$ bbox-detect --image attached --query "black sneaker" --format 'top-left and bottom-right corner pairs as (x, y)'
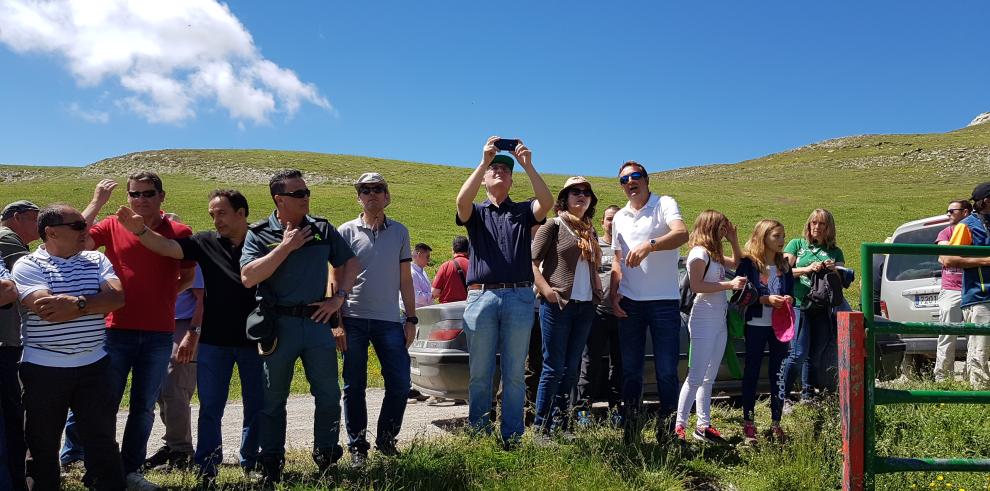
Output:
(349, 451), (368, 470)
(143, 445), (172, 470)
(259, 456), (283, 484)
(313, 447), (342, 474)
(377, 441), (400, 457)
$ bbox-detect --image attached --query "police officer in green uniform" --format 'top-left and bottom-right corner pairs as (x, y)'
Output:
(241, 169), (360, 482)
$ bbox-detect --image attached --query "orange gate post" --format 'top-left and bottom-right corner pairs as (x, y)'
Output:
(838, 311), (865, 491)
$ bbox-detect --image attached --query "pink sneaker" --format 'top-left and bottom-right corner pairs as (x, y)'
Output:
(769, 424), (788, 443)
(742, 421), (758, 445)
(692, 425), (727, 445)
(674, 424), (687, 442)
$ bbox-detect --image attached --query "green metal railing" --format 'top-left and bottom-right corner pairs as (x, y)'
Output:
(859, 242), (990, 488)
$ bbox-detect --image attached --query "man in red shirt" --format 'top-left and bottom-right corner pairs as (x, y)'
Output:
(432, 236), (470, 304)
(63, 172), (195, 488)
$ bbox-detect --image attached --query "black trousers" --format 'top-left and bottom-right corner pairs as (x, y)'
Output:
(0, 346), (25, 491)
(573, 311), (623, 411)
(20, 357), (124, 491)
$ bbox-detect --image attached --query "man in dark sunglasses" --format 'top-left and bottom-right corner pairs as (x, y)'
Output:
(69, 171), (195, 488)
(240, 169), (360, 482)
(933, 198), (972, 382)
(454, 136), (553, 448)
(336, 172), (416, 465)
(610, 160), (689, 445)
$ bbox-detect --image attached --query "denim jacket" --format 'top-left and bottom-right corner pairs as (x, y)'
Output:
(734, 257), (795, 323)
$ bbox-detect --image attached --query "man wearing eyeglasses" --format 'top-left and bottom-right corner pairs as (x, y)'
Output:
(940, 182), (990, 389)
(335, 172), (416, 467)
(933, 199), (972, 381)
(610, 160), (688, 445)
(240, 169), (360, 482)
(11, 204), (124, 491)
(65, 171), (195, 489)
(455, 136), (553, 448)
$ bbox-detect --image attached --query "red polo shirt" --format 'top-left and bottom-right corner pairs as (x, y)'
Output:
(432, 253), (470, 303)
(90, 215), (194, 332)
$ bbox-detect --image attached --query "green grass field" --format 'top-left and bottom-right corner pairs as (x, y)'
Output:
(7, 122), (990, 489)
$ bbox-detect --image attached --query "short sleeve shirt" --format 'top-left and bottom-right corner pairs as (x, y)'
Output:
(936, 225), (963, 291)
(89, 215), (194, 332)
(12, 248), (117, 368)
(686, 246), (727, 314)
(177, 232), (258, 347)
(612, 194), (683, 301)
(241, 212), (355, 307)
(338, 216), (412, 322)
(456, 198), (540, 285)
(784, 238), (845, 303)
(174, 264), (205, 320)
(0, 227), (29, 347)
(947, 214), (990, 307)
(433, 254), (469, 303)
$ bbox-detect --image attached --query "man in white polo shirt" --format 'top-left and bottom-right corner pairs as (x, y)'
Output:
(12, 204), (126, 490)
(609, 161), (688, 444)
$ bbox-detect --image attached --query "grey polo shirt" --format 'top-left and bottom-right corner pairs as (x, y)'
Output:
(0, 227), (29, 347)
(338, 215), (412, 323)
(241, 212), (355, 307)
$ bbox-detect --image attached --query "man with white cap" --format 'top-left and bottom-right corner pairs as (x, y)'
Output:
(336, 172), (416, 467)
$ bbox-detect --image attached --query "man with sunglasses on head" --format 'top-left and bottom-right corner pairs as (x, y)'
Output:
(240, 169), (360, 482)
(455, 136), (553, 448)
(12, 204), (125, 491)
(336, 172), (416, 467)
(610, 161), (689, 445)
(933, 199), (972, 381)
(68, 172), (195, 490)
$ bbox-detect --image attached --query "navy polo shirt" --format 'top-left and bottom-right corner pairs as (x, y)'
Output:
(456, 198), (542, 285)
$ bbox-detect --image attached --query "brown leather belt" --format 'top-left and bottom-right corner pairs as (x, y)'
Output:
(468, 281), (533, 291)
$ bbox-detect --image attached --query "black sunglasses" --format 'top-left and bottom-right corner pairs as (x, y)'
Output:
(128, 190), (159, 199)
(275, 189), (311, 199)
(50, 220), (87, 231)
(569, 188), (594, 197)
(359, 186), (386, 195)
(947, 208), (966, 214)
(619, 172), (645, 185)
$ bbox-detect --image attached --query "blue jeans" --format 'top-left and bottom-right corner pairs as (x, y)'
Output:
(534, 300), (595, 431)
(742, 324), (789, 422)
(63, 329), (173, 474)
(463, 287), (535, 443)
(194, 343), (264, 478)
(0, 401), (11, 491)
(617, 298), (681, 418)
(259, 316), (342, 462)
(342, 317), (411, 453)
(778, 308), (834, 401)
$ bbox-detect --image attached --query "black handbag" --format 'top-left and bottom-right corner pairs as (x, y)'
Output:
(245, 300), (278, 355)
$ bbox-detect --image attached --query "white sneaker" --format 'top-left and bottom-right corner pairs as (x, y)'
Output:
(126, 471), (162, 491)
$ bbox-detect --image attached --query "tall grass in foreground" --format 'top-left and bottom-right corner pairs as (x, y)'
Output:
(62, 378), (990, 490)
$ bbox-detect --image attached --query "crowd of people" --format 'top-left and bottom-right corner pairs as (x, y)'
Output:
(0, 136), (988, 490)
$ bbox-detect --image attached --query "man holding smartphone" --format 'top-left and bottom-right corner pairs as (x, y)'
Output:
(455, 136), (553, 447)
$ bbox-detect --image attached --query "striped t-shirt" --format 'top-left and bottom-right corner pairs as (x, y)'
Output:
(11, 247), (118, 368)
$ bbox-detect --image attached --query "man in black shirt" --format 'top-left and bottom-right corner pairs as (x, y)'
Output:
(115, 189), (261, 483)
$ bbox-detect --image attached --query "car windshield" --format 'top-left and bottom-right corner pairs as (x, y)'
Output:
(885, 225), (947, 281)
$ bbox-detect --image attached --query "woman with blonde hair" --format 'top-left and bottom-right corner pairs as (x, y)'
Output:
(531, 177), (602, 435)
(674, 210), (746, 444)
(735, 220), (794, 444)
(778, 208), (845, 406)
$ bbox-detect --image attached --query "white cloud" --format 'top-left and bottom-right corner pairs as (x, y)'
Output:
(67, 102), (109, 123)
(0, 0), (331, 124)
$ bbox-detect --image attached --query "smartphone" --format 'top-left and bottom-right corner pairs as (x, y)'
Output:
(494, 139), (519, 152)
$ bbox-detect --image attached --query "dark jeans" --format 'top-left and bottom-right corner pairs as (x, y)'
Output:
(617, 298), (681, 418)
(742, 324), (789, 422)
(194, 343), (264, 478)
(778, 308), (836, 401)
(573, 311), (622, 411)
(341, 317), (411, 453)
(62, 330), (174, 474)
(0, 346), (25, 490)
(21, 358), (125, 491)
(534, 300), (595, 431)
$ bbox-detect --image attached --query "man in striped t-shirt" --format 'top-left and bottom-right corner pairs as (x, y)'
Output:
(11, 204), (126, 491)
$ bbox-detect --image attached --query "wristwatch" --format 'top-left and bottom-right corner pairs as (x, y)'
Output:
(405, 316), (419, 325)
(334, 289), (349, 299)
(190, 326), (202, 335)
(75, 295), (87, 311)
(649, 238), (658, 249)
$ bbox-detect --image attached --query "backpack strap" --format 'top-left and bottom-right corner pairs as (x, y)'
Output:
(453, 258), (467, 288)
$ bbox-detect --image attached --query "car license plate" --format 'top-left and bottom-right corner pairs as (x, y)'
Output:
(914, 293), (938, 308)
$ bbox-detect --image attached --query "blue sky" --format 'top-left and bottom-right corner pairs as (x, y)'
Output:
(0, 1), (987, 175)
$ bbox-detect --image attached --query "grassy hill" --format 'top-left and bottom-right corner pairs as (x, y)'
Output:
(3, 122), (988, 307)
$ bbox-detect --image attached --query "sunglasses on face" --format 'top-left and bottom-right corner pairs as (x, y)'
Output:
(50, 220), (87, 231)
(569, 188), (593, 197)
(275, 189), (311, 199)
(619, 172), (645, 185)
(359, 186), (386, 195)
(127, 190), (159, 199)
(947, 208), (966, 214)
